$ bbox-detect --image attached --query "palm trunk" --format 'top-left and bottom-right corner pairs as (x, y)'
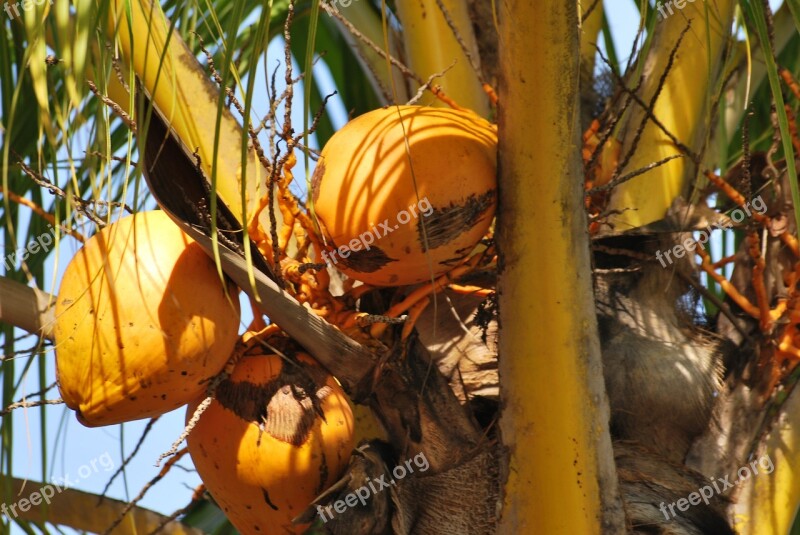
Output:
(496, 0), (623, 532)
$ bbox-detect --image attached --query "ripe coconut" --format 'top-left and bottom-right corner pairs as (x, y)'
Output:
(312, 105), (497, 286)
(186, 352), (354, 534)
(54, 211), (240, 426)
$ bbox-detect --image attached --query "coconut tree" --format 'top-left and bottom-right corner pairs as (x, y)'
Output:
(2, 0), (800, 533)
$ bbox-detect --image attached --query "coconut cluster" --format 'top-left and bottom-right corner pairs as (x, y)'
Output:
(53, 104), (497, 533)
(53, 212), (355, 533)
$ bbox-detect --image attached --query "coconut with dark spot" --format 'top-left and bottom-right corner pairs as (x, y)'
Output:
(54, 211), (240, 427)
(312, 105), (497, 286)
(186, 352), (354, 534)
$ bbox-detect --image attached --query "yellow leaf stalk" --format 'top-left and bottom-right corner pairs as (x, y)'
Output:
(107, 0), (272, 231)
(732, 388), (800, 535)
(604, 0), (735, 231)
(394, 0), (489, 116)
(1, 475), (204, 535)
(497, 0), (623, 533)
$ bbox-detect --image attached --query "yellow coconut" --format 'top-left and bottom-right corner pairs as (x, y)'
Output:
(186, 352), (354, 534)
(54, 211), (240, 426)
(312, 105), (497, 286)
